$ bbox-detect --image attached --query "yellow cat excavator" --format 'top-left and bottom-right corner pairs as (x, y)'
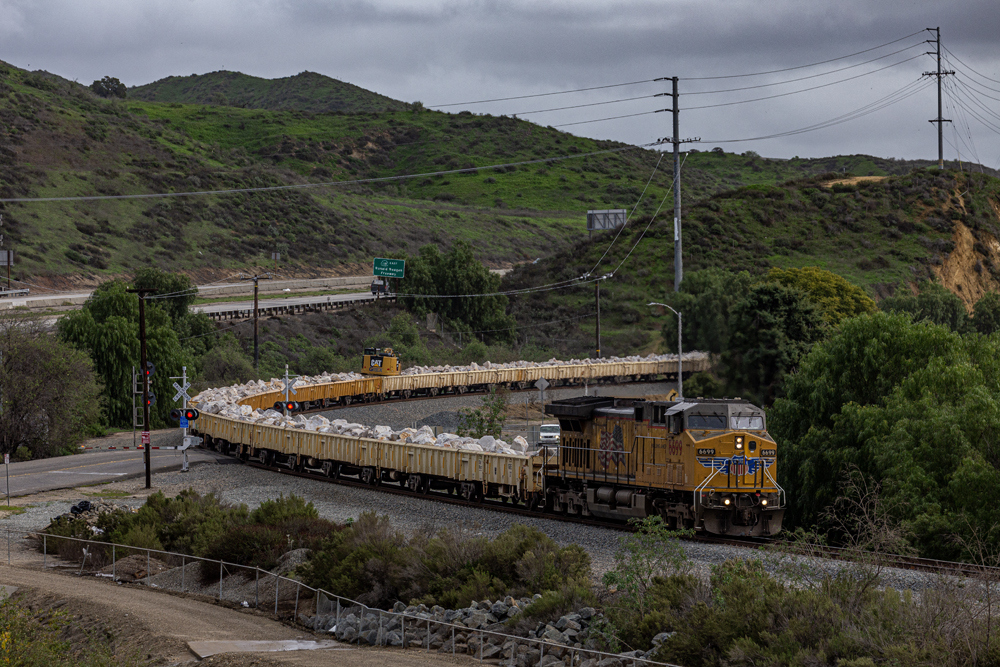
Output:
(361, 347), (400, 376)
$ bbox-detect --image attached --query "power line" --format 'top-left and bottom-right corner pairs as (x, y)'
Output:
(513, 94), (657, 117)
(0, 143), (653, 204)
(681, 30), (928, 80)
(699, 78), (932, 143)
(554, 110), (659, 128)
(942, 45), (1000, 85)
(429, 79), (658, 108)
(684, 41), (925, 95)
(683, 53), (926, 111)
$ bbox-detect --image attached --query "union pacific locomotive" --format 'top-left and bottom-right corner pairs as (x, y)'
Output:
(543, 396), (784, 536)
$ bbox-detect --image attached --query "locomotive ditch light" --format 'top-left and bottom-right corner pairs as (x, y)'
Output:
(724, 498), (731, 505)
(762, 499), (768, 506)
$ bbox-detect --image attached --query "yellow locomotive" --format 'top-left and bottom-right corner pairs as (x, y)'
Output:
(543, 396), (784, 536)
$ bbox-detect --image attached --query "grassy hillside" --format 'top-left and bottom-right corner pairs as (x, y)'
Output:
(1, 59), (995, 296)
(502, 169), (1000, 357)
(129, 70), (408, 114)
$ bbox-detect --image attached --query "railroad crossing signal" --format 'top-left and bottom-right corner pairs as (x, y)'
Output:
(143, 361), (155, 378)
(170, 408), (200, 424)
(274, 401), (302, 413)
(283, 376), (298, 395)
(172, 380), (191, 403)
(144, 391), (156, 407)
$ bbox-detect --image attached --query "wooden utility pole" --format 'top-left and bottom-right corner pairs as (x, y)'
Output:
(595, 281), (601, 359)
(240, 272), (272, 369)
(924, 27), (954, 169)
(127, 288), (154, 488)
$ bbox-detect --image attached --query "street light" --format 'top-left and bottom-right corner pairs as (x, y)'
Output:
(648, 302), (682, 399)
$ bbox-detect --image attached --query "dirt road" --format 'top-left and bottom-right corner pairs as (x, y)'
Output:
(0, 564), (472, 666)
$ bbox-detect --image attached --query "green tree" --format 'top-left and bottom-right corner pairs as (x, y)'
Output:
(972, 290), (1000, 335)
(58, 280), (191, 428)
(0, 314), (102, 459)
(766, 266), (876, 325)
(770, 311), (1000, 559)
(722, 283), (826, 404)
(879, 281), (970, 332)
(659, 269), (753, 354)
(457, 385), (510, 438)
(401, 242), (515, 344)
(89, 76), (127, 99)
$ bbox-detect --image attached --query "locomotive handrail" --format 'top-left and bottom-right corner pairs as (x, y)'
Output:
(764, 467), (786, 508)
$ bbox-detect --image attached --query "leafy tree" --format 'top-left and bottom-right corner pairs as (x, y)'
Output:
(58, 280), (192, 428)
(879, 281), (970, 332)
(0, 314), (102, 459)
(457, 385), (510, 438)
(722, 283), (826, 404)
(89, 76), (127, 99)
(401, 242), (515, 344)
(766, 266), (876, 325)
(972, 290), (1000, 335)
(132, 267), (195, 324)
(658, 268), (753, 354)
(770, 311), (1000, 559)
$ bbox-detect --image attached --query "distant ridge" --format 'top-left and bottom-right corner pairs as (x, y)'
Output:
(130, 70), (408, 114)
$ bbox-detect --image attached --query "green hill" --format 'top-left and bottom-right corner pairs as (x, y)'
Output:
(502, 169), (1000, 357)
(129, 70), (408, 114)
(1, 58), (996, 304)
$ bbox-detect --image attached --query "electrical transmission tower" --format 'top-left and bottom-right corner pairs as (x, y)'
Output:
(924, 27), (954, 169)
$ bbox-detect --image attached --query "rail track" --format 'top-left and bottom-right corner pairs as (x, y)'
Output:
(238, 456), (999, 581)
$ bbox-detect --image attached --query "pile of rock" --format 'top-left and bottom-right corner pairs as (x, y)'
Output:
(401, 352), (697, 375)
(305, 599), (661, 666)
(50, 499), (132, 533)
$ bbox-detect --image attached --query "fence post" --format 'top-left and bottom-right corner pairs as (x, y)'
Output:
(379, 612), (382, 646)
(314, 591), (320, 631)
(427, 619), (430, 652)
(147, 550), (150, 587)
(6, 527), (8, 566)
(402, 615), (405, 647)
(294, 583), (300, 620)
(275, 575), (280, 616)
(540, 640), (543, 665)
(452, 625), (455, 656)
(255, 568), (259, 609)
(336, 599), (340, 635)
(181, 556), (184, 592)
(112, 545), (116, 580)
(219, 561), (223, 600)
(43, 535), (46, 568)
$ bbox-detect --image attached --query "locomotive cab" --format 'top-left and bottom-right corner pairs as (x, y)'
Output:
(544, 396), (785, 536)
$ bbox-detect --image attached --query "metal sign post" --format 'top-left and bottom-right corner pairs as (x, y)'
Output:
(4, 452), (8, 507)
(282, 365), (299, 417)
(171, 367), (193, 472)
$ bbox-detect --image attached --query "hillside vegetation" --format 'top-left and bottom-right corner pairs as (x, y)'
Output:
(503, 169), (1000, 357)
(130, 70), (408, 114)
(0, 59), (978, 286)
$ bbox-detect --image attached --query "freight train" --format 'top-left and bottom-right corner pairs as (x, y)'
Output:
(188, 355), (783, 535)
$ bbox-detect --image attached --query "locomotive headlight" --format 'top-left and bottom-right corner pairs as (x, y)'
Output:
(735, 436), (744, 450)
(724, 498), (731, 505)
(762, 499), (768, 506)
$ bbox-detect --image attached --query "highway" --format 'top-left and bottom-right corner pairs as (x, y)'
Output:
(193, 289), (392, 316)
(0, 448), (227, 498)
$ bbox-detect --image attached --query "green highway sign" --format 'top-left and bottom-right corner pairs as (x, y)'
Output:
(373, 257), (405, 278)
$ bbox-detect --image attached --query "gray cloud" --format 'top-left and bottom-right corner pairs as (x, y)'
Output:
(0, 0), (997, 163)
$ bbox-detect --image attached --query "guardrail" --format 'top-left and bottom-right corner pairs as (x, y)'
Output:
(12, 529), (679, 667)
(202, 295), (396, 321)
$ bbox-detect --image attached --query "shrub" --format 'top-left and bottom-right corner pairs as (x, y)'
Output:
(250, 494), (319, 526)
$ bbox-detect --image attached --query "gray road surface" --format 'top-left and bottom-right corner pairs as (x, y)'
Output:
(0, 448), (226, 498)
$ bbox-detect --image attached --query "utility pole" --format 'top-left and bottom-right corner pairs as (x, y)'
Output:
(924, 27), (954, 169)
(240, 272), (272, 369)
(127, 288), (154, 489)
(595, 281), (601, 359)
(655, 77), (699, 291)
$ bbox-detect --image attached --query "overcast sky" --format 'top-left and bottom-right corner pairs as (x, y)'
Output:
(2, 0), (999, 165)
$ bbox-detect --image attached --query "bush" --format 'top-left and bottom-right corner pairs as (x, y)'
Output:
(250, 494), (319, 526)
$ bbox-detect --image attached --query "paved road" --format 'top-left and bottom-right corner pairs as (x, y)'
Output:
(0, 448), (226, 498)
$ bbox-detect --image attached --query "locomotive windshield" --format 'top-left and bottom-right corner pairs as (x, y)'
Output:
(687, 414), (727, 429)
(731, 415), (764, 430)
